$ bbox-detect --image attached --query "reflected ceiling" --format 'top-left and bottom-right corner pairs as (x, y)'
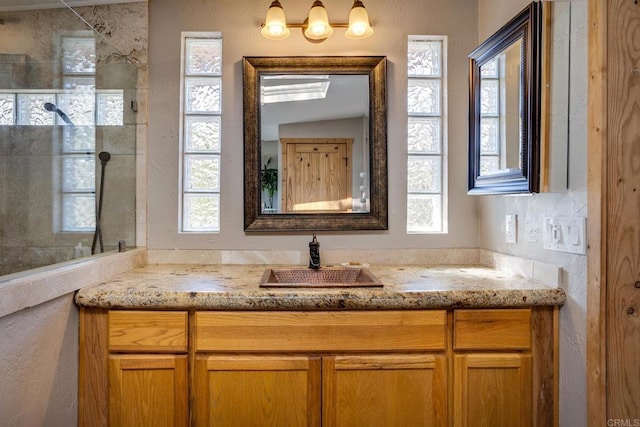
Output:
(0, 0), (143, 12)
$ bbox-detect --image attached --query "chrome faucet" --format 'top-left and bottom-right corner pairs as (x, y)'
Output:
(309, 233), (320, 269)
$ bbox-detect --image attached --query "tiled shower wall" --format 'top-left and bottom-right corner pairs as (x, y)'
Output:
(0, 3), (147, 276)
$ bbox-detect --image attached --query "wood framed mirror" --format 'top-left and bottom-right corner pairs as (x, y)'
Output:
(468, 2), (543, 194)
(243, 56), (388, 231)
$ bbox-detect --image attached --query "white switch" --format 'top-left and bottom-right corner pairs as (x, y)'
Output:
(505, 214), (517, 244)
(543, 216), (586, 255)
(552, 224), (562, 243)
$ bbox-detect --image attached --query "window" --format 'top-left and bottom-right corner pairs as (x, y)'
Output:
(406, 36), (447, 233)
(60, 35), (97, 232)
(179, 33), (222, 232)
(478, 43), (522, 177)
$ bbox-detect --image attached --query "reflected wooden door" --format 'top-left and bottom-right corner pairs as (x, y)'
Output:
(281, 138), (353, 213)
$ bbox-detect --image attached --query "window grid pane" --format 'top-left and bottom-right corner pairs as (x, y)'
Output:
(62, 37), (96, 74)
(185, 116), (221, 152)
(408, 117), (441, 154)
(186, 39), (222, 75)
(97, 92), (124, 125)
(185, 77), (221, 114)
(62, 155), (96, 191)
(183, 194), (220, 232)
(407, 156), (441, 193)
(0, 94), (15, 125)
(408, 40), (441, 77)
(407, 80), (441, 115)
(63, 194), (96, 231)
(17, 93), (56, 125)
(480, 78), (499, 116)
(407, 37), (446, 233)
(185, 155), (220, 191)
(181, 34), (222, 232)
(407, 194), (442, 233)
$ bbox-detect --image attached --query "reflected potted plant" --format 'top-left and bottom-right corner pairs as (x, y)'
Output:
(261, 157), (278, 211)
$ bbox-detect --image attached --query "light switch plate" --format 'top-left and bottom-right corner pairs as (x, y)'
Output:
(543, 216), (587, 255)
(505, 214), (517, 244)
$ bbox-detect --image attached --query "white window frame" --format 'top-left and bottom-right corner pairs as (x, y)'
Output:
(179, 32), (222, 233)
(406, 35), (448, 234)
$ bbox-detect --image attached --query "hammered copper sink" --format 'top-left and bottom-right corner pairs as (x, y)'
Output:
(259, 267), (383, 288)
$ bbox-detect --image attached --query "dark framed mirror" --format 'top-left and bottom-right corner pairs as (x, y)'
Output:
(243, 56), (388, 231)
(468, 2), (542, 194)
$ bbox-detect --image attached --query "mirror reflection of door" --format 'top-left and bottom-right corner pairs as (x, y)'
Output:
(281, 138), (353, 212)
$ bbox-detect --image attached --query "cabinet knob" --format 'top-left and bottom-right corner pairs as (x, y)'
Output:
(635, 281), (640, 289)
(627, 307), (636, 315)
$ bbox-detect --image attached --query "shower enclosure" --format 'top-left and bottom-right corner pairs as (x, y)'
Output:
(0, 2), (144, 276)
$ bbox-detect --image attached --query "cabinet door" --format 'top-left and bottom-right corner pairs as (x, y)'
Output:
(323, 354), (447, 427)
(109, 354), (188, 427)
(453, 353), (531, 427)
(194, 355), (321, 427)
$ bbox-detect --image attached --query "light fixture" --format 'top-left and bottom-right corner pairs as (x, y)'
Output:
(261, 0), (291, 40)
(345, 0), (373, 39)
(304, 1), (333, 41)
(261, 0), (373, 43)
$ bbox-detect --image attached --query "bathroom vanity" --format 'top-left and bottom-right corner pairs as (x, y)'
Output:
(76, 264), (564, 427)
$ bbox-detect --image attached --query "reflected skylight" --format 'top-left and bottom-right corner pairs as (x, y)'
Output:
(261, 75), (330, 104)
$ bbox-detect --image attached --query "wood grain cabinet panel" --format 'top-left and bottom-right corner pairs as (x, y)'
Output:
(323, 354), (448, 427)
(454, 353), (532, 427)
(195, 310), (447, 352)
(454, 309), (531, 350)
(193, 355), (321, 427)
(108, 310), (188, 353)
(109, 354), (188, 427)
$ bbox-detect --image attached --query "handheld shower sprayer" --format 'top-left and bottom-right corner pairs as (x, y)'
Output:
(91, 151), (111, 255)
(43, 102), (75, 126)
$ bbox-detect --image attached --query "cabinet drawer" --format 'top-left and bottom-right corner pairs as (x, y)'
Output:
(108, 310), (188, 353)
(454, 309), (531, 350)
(195, 310), (447, 352)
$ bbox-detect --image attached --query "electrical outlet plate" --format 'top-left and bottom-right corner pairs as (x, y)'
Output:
(505, 214), (517, 244)
(543, 216), (587, 255)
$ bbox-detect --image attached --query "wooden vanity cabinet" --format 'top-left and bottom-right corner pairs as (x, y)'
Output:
(79, 309), (189, 427)
(452, 308), (556, 427)
(79, 307), (557, 427)
(193, 310), (448, 427)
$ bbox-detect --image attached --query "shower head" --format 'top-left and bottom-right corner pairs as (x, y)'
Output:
(43, 102), (74, 126)
(98, 151), (111, 164)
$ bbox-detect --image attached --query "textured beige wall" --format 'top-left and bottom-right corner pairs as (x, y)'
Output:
(476, 1), (588, 425)
(0, 295), (78, 426)
(147, 0), (479, 251)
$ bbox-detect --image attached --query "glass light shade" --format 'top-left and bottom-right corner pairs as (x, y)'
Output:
(304, 0), (333, 40)
(261, 0), (291, 40)
(345, 0), (373, 39)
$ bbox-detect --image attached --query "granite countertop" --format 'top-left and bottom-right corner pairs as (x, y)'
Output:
(74, 264), (566, 310)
